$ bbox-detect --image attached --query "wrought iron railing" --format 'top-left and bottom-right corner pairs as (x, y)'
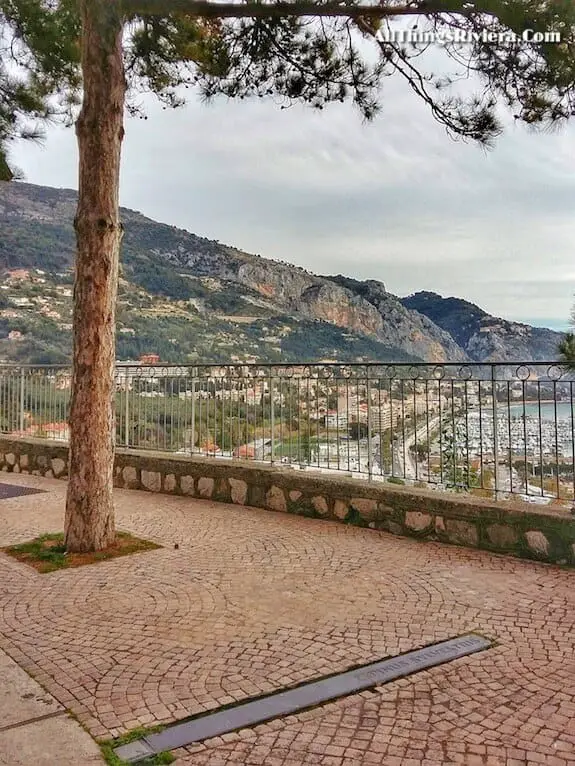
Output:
(0, 361), (573, 504)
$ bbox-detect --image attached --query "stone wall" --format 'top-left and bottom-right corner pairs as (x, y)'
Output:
(1, 436), (574, 566)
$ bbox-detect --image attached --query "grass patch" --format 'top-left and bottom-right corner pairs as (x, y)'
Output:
(3, 531), (161, 573)
(99, 726), (174, 766)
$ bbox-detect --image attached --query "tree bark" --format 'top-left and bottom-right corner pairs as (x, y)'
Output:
(65, 0), (126, 553)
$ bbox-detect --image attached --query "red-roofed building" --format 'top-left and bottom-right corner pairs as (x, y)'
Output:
(140, 353), (160, 365)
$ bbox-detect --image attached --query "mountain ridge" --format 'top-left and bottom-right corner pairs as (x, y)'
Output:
(0, 181), (563, 365)
(401, 291), (561, 363)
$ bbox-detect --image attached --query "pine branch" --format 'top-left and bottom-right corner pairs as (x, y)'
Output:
(124, 0), (473, 21)
(558, 332), (575, 371)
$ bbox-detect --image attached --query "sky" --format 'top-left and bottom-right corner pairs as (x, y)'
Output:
(10, 53), (575, 331)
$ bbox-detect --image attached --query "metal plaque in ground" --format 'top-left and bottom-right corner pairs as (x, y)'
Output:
(115, 633), (492, 763)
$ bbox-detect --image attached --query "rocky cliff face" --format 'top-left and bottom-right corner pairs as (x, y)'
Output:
(151, 239), (465, 361)
(327, 277), (467, 362)
(402, 292), (561, 362)
(465, 321), (560, 362)
(234, 265), (387, 340)
(153, 251), (468, 361)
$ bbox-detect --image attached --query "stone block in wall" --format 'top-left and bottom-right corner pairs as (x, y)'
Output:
(5, 453), (15, 466)
(435, 516), (446, 533)
(141, 470), (161, 492)
(229, 478), (248, 505)
(51, 458), (67, 478)
(334, 500), (349, 520)
(164, 474), (177, 492)
(350, 498), (378, 521)
(181, 476), (195, 496)
(405, 511), (433, 532)
(19, 455), (28, 469)
(312, 496), (329, 516)
(12, 464), (19, 474)
(289, 490), (302, 502)
(486, 523), (518, 549)
(445, 519), (478, 547)
(197, 477), (214, 499)
(525, 530), (549, 557)
(266, 485), (287, 512)
(122, 466), (140, 490)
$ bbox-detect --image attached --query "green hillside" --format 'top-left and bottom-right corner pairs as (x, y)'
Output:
(0, 183), (417, 365)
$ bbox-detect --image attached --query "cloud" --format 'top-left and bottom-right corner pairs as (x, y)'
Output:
(10, 62), (575, 327)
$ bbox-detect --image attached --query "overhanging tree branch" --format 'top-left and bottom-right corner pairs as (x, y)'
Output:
(124, 0), (474, 21)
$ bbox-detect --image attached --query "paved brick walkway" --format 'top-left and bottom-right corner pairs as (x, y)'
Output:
(0, 647), (104, 765)
(0, 474), (574, 766)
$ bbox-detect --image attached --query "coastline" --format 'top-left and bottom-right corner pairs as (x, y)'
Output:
(509, 399), (571, 407)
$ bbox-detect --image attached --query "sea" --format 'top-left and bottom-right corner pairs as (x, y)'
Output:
(509, 402), (574, 422)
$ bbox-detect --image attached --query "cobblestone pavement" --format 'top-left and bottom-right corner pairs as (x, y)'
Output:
(0, 474), (574, 766)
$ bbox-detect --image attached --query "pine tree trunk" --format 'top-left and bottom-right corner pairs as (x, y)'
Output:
(64, 0), (126, 553)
